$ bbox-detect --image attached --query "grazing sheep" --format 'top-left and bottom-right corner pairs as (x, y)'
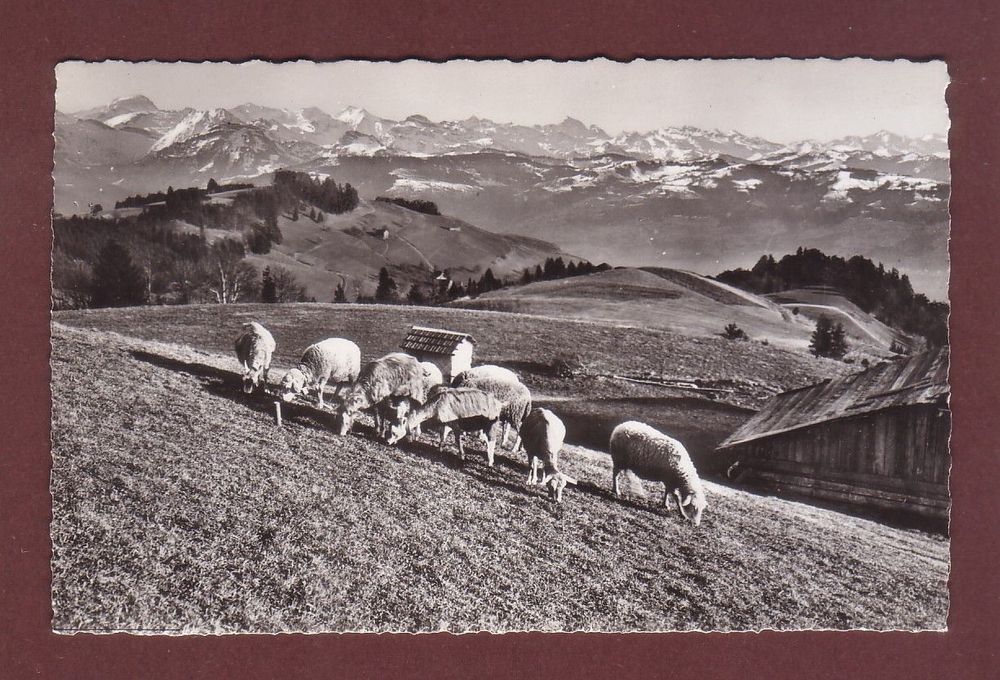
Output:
(521, 408), (577, 502)
(234, 322), (276, 394)
(278, 338), (361, 408)
(452, 365), (532, 451)
(419, 361), (444, 392)
(336, 352), (426, 436)
(386, 387), (503, 465)
(609, 421), (708, 526)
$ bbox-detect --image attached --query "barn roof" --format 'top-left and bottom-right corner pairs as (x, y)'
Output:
(400, 325), (476, 355)
(718, 347), (949, 449)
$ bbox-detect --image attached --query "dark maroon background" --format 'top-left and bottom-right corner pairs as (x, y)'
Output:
(2, 1), (998, 677)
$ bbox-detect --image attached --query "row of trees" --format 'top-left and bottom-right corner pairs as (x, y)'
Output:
(336, 256), (610, 307)
(71, 238), (314, 310)
(717, 248), (948, 346)
(273, 170), (359, 215)
(374, 196), (441, 215)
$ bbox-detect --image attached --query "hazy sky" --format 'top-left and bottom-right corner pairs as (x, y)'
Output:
(56, 59), (949, 143)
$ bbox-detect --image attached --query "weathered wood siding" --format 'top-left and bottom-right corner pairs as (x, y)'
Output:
(731, 404), (950, 518)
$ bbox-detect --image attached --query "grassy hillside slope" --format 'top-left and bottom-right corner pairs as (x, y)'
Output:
(453, 267), (827, 350)
(243, 199), (565, 301)
(51, 323), (948, 632)
(53, 303), (853, 404)
(766, 287), (913, 349)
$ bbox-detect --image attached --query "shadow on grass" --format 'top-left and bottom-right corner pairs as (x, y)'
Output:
(129, 349), (341, 430)
(128, 348), (570, 505)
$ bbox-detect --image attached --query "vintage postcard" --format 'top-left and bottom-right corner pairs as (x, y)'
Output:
(50, 58), (950, 634)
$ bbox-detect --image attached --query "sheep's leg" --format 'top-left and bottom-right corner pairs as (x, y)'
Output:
(485, 431), (495, 467)
(612, 466), (623, 496)
(454, 427), (465, 461)
(316, 378), (329, 408)
(438, 427), (447, 453)
(673, 489), (691, 520)
(526, 457), (536, 484)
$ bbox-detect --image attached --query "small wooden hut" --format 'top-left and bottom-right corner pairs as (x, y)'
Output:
(717, 348), (950, 520)
(400, 326), (475, 382)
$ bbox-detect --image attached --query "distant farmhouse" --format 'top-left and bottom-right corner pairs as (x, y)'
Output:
(400, 326), (475, 382)
(718, 348), (950, 521)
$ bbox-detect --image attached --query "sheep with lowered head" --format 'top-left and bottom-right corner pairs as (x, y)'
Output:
(278, 338), (361, 408)
(386, 386), (504, 465)
(452, 365), (531, 451)
(609, 421), (708, 526)
(372, 365), (446, 440)
(234, 322), (276, 394)
(336, 352), (426, 436)
(521, 407), (577, 502)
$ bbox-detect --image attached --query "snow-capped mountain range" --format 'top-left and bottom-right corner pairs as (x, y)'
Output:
(53, 95), (951, 298)
(60, 95), (949, 169)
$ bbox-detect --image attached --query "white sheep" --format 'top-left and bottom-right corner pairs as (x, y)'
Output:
(419, 361), (444, 392)
(278, 338), (361, 408)
(386, 386), (504, 465)
(336, 352), (426, 436)
(369, 365), (446, 441)
(521, 408), (577, 502)
(234, 322), (276, 394)
(609, 421), (708, 526)
(452, 365), (532, 451)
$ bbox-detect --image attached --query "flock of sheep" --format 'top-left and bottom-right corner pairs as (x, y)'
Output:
(236, 321), (708, 525)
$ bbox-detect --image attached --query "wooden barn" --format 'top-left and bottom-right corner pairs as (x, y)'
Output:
(399, 326), (475, 382)
(717, 348), (950, 520)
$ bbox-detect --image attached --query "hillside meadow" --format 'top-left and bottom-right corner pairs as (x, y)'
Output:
(54, 302), (852, 402)
(49, 306), (948, 632)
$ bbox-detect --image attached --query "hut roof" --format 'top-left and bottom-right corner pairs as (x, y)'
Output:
(718, 347), (949, 449)
(400, 326), (476, 356)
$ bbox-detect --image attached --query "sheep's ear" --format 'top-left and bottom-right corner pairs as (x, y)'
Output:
(682, 493), (693, 506)
(540, 473), (553, 486)
(563, 475), (578, 486)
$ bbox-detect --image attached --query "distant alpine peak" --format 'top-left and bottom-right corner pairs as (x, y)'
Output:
(108, 94), (158, 112)
(335, 106), (369, 125)
(149, 107), (240, 153)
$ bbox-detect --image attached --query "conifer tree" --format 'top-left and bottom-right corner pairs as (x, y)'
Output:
(375, 267), (398, 303)
(261, 266), (277, 303)
(89, 239), (147, 308)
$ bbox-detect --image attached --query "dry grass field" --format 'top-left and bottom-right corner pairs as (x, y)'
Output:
(54, 302), (853, 403)
(49, 305), (948, 633)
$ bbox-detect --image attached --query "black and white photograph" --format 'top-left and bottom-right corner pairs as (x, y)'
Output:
(50, 58), (950, 634)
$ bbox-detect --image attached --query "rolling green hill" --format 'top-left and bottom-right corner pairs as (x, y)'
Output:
(453, 267), (834, 351)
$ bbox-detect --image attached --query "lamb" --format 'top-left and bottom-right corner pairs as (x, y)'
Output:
(278, 338), (361, 408)
(385, 386), (504, 465)
(451, 365), (532, 451)
(234, 322), (276, 394)
(521, 408), (577, 502)
(335, 352), (426, 436)
(609, 421), (708, 526)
